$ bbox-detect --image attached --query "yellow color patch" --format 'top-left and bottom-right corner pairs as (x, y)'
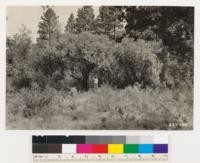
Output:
(108, 144), (123, 154)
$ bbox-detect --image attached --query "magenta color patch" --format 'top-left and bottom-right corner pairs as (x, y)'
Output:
(77, 144), (93, 153)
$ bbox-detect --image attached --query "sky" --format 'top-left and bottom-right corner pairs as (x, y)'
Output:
(7, 6), (99, 42)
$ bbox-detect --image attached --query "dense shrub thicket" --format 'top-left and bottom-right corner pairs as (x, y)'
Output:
(6, 6), (193, 129)
(7, 31), (192, 91)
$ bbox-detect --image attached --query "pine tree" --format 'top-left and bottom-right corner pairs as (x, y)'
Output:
(75, 6), (95, 33)
(124, 6), (194, 62)
(95, 6), (124, 40)
(65, 13), (76, 33)
(37, 7), (60, 47)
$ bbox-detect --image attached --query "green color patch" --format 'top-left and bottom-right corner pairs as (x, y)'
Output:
(124, 144), (138, 153)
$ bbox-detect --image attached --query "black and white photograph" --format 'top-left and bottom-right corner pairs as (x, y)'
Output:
(6, 6), (194, 130)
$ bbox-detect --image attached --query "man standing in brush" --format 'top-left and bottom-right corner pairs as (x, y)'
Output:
(94, 76), (99, 89)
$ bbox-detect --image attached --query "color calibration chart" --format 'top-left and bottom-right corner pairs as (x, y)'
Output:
(32, 135), (169, 163)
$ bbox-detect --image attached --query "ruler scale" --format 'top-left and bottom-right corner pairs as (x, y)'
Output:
(32, 135), (168, 163)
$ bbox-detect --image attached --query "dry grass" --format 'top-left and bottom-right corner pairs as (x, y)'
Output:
(6, 85), (193, 130)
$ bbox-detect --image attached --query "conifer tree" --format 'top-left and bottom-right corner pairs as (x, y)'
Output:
(65, 13), (76, 33)
(95, 6), (124, 40)
(37, 7), (60, 47)
(75, 6), (95, 33)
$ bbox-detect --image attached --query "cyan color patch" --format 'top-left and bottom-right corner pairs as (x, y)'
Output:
(138, 144), (153, 153)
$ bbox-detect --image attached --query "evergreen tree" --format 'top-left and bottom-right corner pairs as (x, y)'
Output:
(65, 13), (76, 33)
(124, 6), (194, 62)
(124, 6), (194, 87)
(95, 6), (124, 41)
(37, 7), (60, 47)
(75, 6), (95, 33)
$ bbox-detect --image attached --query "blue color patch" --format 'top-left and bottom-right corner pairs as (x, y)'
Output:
(138, 144), (153, 153)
